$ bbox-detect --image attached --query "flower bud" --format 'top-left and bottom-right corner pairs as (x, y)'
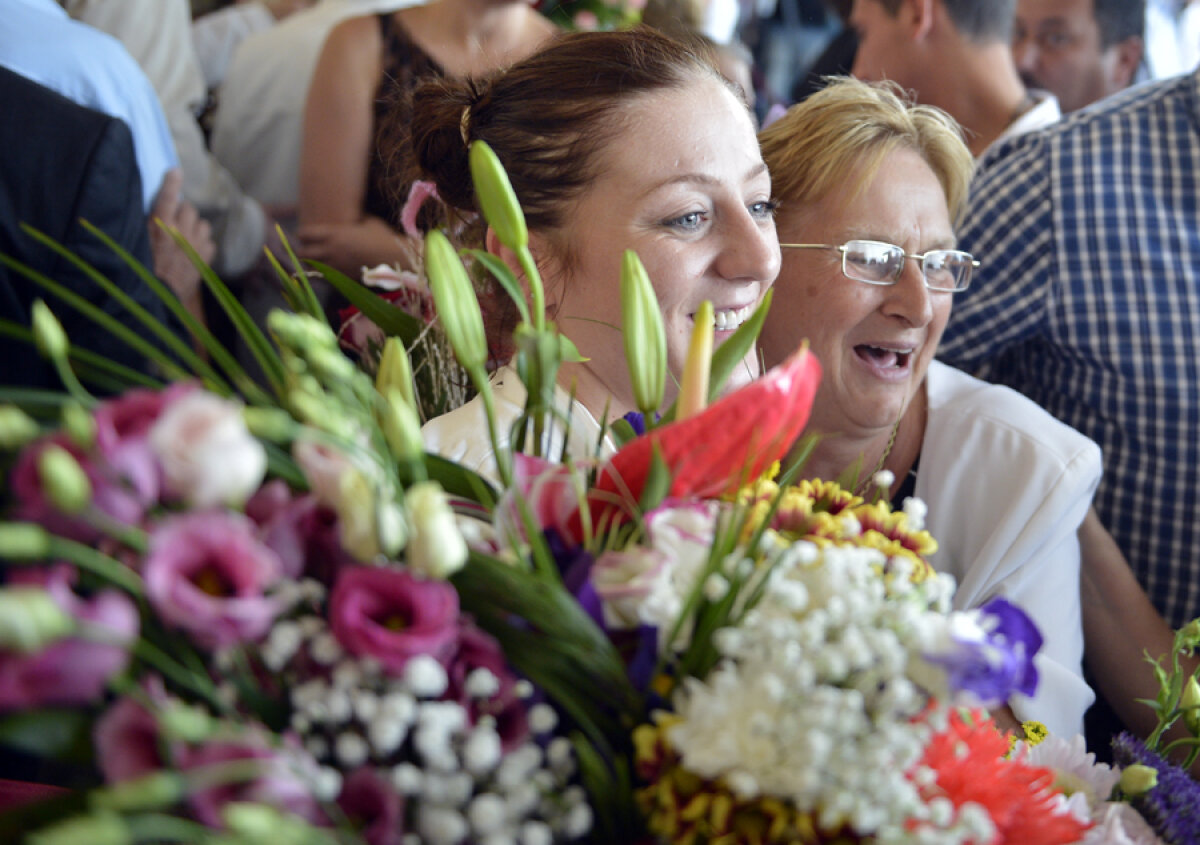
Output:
(677, 300), (713, 421)
(469, 140), (528, 252)
(1182, 676), (1200, 736)
(377, 500), (409, 559)
(1179, 617), (1200, 651)
(268, 310), (337, 353)
(158, 700), (215, 743)
(0, 521), (52, 559)
(90, 771), (183, 812)
(0, 586), (74, 653)
(338, 469), (380, 562)
(426, 229), (487, 372)
(62, 401), (96, 450)
(243, 406), (296, 443)
(376, 337), (416, 408)
(0, 405), (40, 449)
(26, 811), (131, 845)
(31, 299), (68, 361)
(381, 389), (423, 464)
(1119, 763), (1158, 796)
(308, 345), (357, 384)
(405, 481), (467, 579)
(620, 249), (666, 417)
(38, 444), (92, 514)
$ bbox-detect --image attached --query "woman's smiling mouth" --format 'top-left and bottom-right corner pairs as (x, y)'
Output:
(855, 344), (914, 370)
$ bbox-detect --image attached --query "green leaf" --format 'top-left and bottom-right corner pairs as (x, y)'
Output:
(270, 227), (326, 319)
(307, 259), (425, 345)
(558, 333), (587, 363)
(0, 709), (92, 762)
(637, 445), (671, 512)
(463, 248), (530, 325)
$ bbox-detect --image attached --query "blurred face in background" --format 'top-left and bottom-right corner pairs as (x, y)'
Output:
(1012, 0), (1143, 112)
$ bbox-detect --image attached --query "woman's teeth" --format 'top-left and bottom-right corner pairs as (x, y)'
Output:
(857, 345), (913, 368)
(712, 304), (753, 331)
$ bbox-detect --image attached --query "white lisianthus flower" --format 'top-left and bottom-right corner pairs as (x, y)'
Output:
(149, 390), (266, 508)
(406, 481), (468, 578)
(590, 548), (667, 630)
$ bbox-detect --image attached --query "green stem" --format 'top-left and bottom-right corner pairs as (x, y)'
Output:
(517, 247), (544, 332)
(51, 354), (95, 409)
(45, 536), (144, 595)
(475, 367), (512, 488)
(125, 814), (214, 843)
(131, 639), (224, 712)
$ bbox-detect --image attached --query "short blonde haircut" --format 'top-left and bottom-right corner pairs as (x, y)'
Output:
(759, 77), (975, 223)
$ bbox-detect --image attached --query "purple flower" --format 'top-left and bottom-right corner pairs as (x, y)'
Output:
(925, 597), (1042, 704)
(93, 678), (171, 783)
(446, 622), (529, 750)
(143, 512), (284, 650)
(180, 733), (325, 829)
(329, 566), (460, 674)
(1112, 732), (1200, 844)
(0, 566), (138, 710)
(337, 767), (405, 845)
(93, 384), (195, 506)
(11, 435), (146, 542)
(245, 481), (352, 584)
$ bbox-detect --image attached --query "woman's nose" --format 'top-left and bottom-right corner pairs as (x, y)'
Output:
(716, 209), (781, 285)
(882, 258), (935, 327)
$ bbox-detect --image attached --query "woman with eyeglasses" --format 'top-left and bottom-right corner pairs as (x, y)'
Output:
(758, 77), (1101, 738)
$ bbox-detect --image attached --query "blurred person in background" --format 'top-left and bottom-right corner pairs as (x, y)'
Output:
(1012, 0), (1144, 113)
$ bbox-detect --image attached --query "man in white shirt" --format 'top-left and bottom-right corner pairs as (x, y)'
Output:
(848, 0), (1061, 157)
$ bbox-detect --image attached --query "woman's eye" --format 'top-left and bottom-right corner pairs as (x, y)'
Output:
(749, 200), (778, 218)
(664, 211), (707, 230)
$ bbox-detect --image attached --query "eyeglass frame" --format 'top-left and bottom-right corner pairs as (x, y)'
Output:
(779, 239), (980, 293)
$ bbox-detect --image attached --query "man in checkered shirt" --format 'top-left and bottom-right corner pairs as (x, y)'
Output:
(939, 66), (1200, 632)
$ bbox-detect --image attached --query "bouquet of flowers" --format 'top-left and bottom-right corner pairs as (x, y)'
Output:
(0, 142), (1198, 845)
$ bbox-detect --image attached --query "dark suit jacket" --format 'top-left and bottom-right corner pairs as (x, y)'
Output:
(0, 64), (176, 389)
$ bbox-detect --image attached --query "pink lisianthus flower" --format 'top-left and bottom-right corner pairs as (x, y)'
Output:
(590, 547), (668, 630)
(180, 733), (325, 829)
(143, 512), (284, 650)
(149, 390), (267, 509)
(446, 622), (529, 751)
(0, 566), (138, 710)
(329, 566), (460, 674)
(11, 435), (146, 542)
(337, 767), (405, 845)
(93, 383), (196, 507)
(494, 453), (585, 545)
(93, 677), (172, 783)
(245, 480), (352, 584)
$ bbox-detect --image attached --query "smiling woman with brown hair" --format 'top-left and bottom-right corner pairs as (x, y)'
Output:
(411, 28), (781, 476)
(759, 77), (1101, 737)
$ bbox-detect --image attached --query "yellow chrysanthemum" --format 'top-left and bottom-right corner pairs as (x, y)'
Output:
(634, 716), (863, 844)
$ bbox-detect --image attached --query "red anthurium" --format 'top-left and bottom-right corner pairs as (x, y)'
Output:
(586, 346), (821, 535)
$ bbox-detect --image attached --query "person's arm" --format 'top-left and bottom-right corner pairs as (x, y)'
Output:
(1079, 507), (1200, 766)
(296, 15), (408, 276)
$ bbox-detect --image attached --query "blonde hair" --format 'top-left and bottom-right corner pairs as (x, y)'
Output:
(759, 77), (974, 223)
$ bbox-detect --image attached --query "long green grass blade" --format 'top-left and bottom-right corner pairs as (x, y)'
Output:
(0, 320), (164, 390)
(306, 259), (424, 344)
(463, 249), (530, 324)
(164, 230), (287, 399)
(0, 253), (191, 383)
(17, 224), (222, 391)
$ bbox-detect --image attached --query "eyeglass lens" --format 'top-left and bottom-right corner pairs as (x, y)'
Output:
(842, 240), (972, 291)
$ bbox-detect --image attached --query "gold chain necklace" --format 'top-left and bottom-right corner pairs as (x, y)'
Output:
(857, 418), (901, 498)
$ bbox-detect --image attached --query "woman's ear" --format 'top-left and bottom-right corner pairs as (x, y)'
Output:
(484, 226), (563, 313)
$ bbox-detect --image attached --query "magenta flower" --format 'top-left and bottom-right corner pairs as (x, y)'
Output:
(93, 383), (195, 507)
(446, 622), (529, 751)
(337, 767), (405, 845)
(10, 435), (145, 542)
(93, 678), (171, 783)
(0, 566), (138, 710)
(245, 480), (352, 584)
(329, 566), (460, 674)
(180, 733), (325, 829)
(143, 512), (284, 650)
